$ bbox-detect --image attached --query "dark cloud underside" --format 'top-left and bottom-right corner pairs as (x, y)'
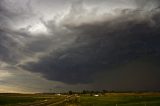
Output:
(22, 7), (160, 88)
(0, 0), (160, 91)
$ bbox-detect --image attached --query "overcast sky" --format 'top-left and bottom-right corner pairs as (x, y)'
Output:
(0, 0), (160, 93)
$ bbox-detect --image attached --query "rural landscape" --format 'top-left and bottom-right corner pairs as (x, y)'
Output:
(0, 0), (160, 106)
(0, 92), (160, 106)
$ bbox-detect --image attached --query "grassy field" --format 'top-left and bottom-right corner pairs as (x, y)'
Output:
(0, 93), (66, 106)
(79, 93), (160, 106)
(0, 93), (160, 106)
(0, 93), (42, 105)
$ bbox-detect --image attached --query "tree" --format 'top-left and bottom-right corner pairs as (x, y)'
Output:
(68, 90), (73, 95)
(82, 90), (87, 94)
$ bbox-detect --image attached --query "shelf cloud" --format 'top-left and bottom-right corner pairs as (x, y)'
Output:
(0, 0), (160, 92)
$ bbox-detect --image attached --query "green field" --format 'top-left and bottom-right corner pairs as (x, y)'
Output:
(0, 93), (160, 106)
(0, 93), (66, 106)
(79, 93), (160, 106)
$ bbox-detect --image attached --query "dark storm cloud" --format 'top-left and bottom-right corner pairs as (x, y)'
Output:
(134, 0), (160, 8)
(0, 0), (160, 91)
(0, 30), (21, 64)
(0, 0), (33, 28)
(93, 57), (160, 90)
(22, 3), (160, 85)
(0, 0), (47, 65)
(0, 31), (11, 62)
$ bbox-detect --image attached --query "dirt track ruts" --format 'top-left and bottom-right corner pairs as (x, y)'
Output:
(18, 96), (78, 106)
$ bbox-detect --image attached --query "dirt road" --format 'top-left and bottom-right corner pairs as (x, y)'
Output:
(18, 95), (79, 106)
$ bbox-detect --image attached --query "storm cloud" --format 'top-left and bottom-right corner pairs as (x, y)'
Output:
(0, 0), (160, 91)
(21, 2), (160, 86)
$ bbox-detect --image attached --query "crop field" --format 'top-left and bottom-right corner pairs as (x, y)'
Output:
(0, 93), (160, 106)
